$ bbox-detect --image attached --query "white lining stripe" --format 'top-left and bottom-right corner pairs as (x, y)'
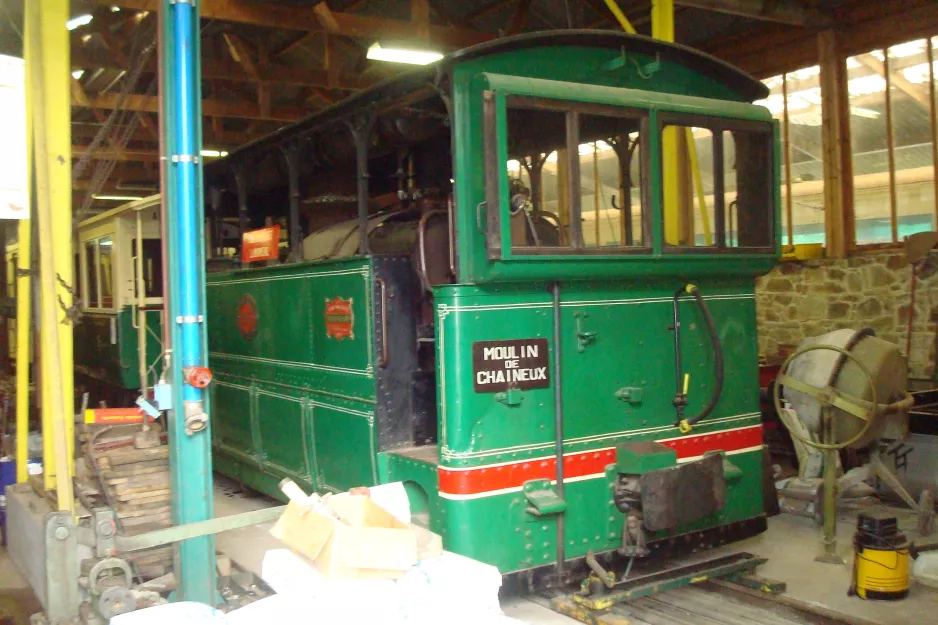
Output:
(442, 413), (760, 460)
(209, 351), (373, 377)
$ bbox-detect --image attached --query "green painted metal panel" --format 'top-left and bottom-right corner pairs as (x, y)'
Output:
(433, 278), (765, 572)
(311, 398), (376, 492)
(73, 308), (163, 390)
(207, 258), (374, 402)
(207, 257), (380, 497)
(256, 387), (309, 482)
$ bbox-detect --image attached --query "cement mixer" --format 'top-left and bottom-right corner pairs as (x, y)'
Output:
(773, 329), (920, 563)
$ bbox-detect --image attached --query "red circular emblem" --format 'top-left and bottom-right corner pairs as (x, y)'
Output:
(237, 295), (258, 340)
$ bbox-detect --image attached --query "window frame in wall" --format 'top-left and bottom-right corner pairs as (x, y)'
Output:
(755, 67), (827, 249)
(847, 37), (938, 248)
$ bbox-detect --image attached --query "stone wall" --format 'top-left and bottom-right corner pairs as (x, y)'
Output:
(755, 251), (938, 379)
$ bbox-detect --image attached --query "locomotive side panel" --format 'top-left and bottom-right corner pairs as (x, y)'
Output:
(435, 281), (763, 572)
(207, 258), (378, 495)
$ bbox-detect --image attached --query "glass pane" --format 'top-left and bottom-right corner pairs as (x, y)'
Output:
(662, 125), (716, 247)
(578, 113), (644, 248)
(723, 129), (774, 248)
(848, 51), (890, 243)
(891, 38), (935, 239)
(754, 75), (789, 243)
(84, 241), (98, 307)
(506, 107), (567, 249)
(99, 236), (113, 308)
(785, 66), (826, 245)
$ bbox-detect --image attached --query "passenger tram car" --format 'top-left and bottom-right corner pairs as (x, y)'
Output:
(76, 31), (781, 576)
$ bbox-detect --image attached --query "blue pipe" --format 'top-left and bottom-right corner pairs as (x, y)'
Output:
(172, 3), (202, 404)
(164, 0), (215, 604)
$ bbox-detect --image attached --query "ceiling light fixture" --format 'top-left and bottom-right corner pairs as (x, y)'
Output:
(71, 69), (84, 80)
(66, 14), (93, 31)
(200, 149), (229, 158)
(366, 43), (443, 66)
(93, 194), (144, 201)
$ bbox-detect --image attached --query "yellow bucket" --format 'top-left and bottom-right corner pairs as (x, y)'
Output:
(854, 545), (910, 600)
(851, 512), (910, 601)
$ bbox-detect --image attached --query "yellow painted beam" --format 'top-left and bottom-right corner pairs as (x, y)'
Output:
(25, 0), (75, 506)
(603, 0), (637, 34)
(15, 218), (30, 483)
(653, 0), (680, 244)
(16, 16), (33, 485)
(652, 0), (674, 42)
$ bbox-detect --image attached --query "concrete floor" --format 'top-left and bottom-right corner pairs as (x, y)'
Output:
(0, 543), (44, 624)
(213, 478), (938, 625)
(0, 479), (934, 624)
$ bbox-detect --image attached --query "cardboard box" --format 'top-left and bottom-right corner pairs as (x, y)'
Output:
(271, 495), (418, 579)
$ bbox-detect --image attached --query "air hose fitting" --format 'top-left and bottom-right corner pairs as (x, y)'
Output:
(671, 284), (724, 431)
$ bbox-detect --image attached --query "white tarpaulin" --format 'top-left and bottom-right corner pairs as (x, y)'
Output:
(0, 54), (28, 220)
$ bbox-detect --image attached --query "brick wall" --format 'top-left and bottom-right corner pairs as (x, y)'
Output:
(755, 251), (938, 378)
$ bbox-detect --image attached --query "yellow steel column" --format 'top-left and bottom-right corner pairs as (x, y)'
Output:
(653, 0), (682, 244)
(14, 217), (30, 483)
(15, 16), (34, 484)
(24, 0), (74, 500)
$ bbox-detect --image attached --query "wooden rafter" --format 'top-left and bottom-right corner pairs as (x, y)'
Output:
(854, 53), (931, 109)
(72, 145), (160, 162)
(464, 0), (517, 23)
(97, 0), (492, 49)
(74, 92), (305, 122)
(413, 0), (430, 40)
(70, 47), (377, 92)
(507, 0), (535, 35)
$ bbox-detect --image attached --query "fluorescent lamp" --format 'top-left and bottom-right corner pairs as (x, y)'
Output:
(367, 43), (443, 66)
(93, 194), (144, 201)
(72, 69), (84, 80)
(200, 149), (229, 158)
(66, 14), (93, 31)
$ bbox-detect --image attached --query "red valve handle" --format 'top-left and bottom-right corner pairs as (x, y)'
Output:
(186, 366), (213, 389)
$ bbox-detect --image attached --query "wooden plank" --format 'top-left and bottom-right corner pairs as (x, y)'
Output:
(101, 463), (171, 480)
(115, 490), (170, 504)
(104, 446), (169, 466)
(106, 471), (170, 486)
(117, 504), (171, 518)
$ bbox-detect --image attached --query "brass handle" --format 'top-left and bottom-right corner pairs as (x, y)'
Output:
(376, 277), (388, 368)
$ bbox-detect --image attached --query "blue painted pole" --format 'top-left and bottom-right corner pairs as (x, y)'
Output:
(160, 0), (216, 604)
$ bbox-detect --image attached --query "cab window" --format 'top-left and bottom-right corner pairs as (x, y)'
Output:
(659, 114), (774, 251)
(490, 95), (649, 255)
